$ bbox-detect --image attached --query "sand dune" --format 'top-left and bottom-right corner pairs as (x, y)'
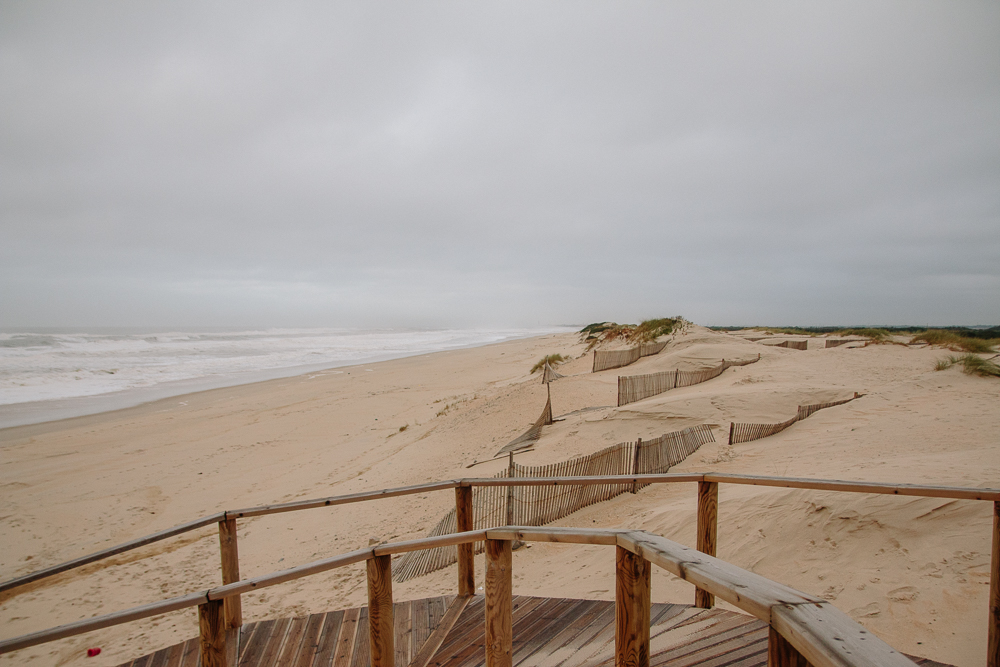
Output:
(1, 326), (996, 666)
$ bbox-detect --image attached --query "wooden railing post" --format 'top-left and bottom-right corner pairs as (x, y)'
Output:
(367, 554), (394, 667)
(217, 517), (242, 629)
(695, 481), (718, 608)
(198, 599), (227, 667)
(630, 438), (642, 494)
(506, 454), (515, 525)
(768, 627), (808, 667)
(615, 546), (650, 667)
(485, 539), (512, 667)
(989, 500), (999, 667)
(456, 485), (475, 597)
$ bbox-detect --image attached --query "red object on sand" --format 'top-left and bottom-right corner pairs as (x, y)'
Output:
(87, 647), (101, 657)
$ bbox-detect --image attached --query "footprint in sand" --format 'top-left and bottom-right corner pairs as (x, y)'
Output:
(887, 586), (918, 602)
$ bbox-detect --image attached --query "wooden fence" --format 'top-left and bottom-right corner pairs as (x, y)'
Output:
(617, 355), (760, 406)
(495, 389), (553, 455)
(728, 393), (862, 445)
(592, 340), (668, 373)
(393, 425), (715, 583)
(765, 340), (808, 350)
(540, 362), (565, 384)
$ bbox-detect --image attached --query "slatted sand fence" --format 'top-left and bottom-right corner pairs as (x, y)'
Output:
(728, 393), (862, 445)
(393, 425), (714, 583)
(617, 355), (761, 406)
(592, 340), (668, 372)
(825, 339), (860, 348)
(540, 361), (565, 384)
(495, 389), (553, 455)
(764, 340), (808, 350)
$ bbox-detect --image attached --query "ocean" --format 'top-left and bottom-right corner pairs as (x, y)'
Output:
(0, 327), (572, 429)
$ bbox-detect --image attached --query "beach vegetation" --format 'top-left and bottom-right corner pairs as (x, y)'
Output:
(579, 317), (682, 349)
(531, 354), (568, 374)
(934, 354), (1000, 377)
(834, 328), (894, 343)
(632, 317), (680, 342)
(911, 330), (998, 353)
(755, 327), (822, 337)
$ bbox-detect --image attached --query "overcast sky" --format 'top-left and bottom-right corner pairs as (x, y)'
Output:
(1, 1), (997, 329)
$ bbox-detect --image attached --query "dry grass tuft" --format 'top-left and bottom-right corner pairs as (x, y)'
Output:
(912, 330), (998, 353)
(530, 354), (567, 374)
(934, 354), (1000, 377)
(579, 317), (682, 349)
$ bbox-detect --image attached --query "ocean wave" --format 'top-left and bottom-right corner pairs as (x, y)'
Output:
(0, 327), (569, 406)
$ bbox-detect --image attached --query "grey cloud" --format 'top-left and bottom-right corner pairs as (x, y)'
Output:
(1, 1), (998, 328)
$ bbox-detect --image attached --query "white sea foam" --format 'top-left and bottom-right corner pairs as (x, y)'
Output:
(0, 327), (570, 407)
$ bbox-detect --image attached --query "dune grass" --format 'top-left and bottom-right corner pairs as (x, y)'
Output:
(579, 317), (681, 349)
(934, 353), (1000, 377)
(912, 330), (998, 353)
(530, 354), (568, 374)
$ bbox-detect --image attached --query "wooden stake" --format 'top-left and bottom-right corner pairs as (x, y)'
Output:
(485, 539), (512, 667)
(506, 453), (515, 526)
(615, 546), (650, 667)
(217, 518), (242, 629)
(728, 422), (734, 446)
(989, 500), (999, 667)
(455, 486), (475, 597)
(367, 555), (394, 667)
(695, 481), (718, 609)
(767, 627), (809, 667)
(198, 599), (226, 667)
(631, 439), (642, 494)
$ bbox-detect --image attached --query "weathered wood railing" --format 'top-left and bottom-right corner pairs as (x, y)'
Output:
(2, 474), (998, 667)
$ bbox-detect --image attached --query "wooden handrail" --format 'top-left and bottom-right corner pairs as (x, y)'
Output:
(0, 526), (919, 667)
(226, 480), (462, 518)
(2, 474), (996, 666)
(3, 474), (997, 595)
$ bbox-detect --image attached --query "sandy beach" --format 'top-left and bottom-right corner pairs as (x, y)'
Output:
(1, 326), (997, 666)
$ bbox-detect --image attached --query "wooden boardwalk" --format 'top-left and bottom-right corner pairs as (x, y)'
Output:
(116, 595), (950, 667)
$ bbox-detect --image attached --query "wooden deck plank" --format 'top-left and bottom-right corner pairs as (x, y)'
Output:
(313, 610), (345, 667)
(239, 621), (260, 657)
(275, 616), (310, 667)
(431, 597), (487, 663)
(162, 641), (185, 667)
(256, 617), (292, 667)
(512, 598), (594, 667)
(237, 619), (275, 667)
(179, 637), (200, 667)
(114, 596), (951, 667)
(394, 599), (412, 667)
(293, 613), (328, 667)
(332, 607), (361, 667)
(444, 597), (550, 667)
(511, 598), (587, 664)
(412, 598), (431, 657)
(348, 607), (370, 667)
(411, 596), (472, 667)
(645, 611), (767, 667)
